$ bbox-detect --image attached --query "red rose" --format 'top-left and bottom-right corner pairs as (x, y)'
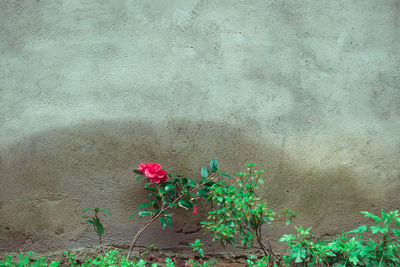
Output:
(144, 163), (161, 178)
(140, 163), (168, 184)
(137, 163), (149, 172)
(148, 169), (167, 184)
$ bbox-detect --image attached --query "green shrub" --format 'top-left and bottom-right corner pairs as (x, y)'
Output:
(246, 255), (270, 267)
(65, 250), (142, 267)
(281, 210), (400, 266)
(280, 226), (334, 265)
(184, 258), (214, 267)
(201, 163), (295, 261)
(0, 251), (59, 267)
(189, 239), (205, 258)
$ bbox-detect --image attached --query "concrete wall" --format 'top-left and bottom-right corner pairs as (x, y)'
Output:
(1, 0), (399, 253)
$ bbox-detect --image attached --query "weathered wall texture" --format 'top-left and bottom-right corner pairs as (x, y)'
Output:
(1, 0), (399, 253)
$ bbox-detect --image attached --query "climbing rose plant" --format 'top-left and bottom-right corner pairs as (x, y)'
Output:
(126, 159), (225, 260)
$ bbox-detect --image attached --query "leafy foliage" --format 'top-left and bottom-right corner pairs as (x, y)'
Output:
(189, 239), (205, 258)
(127, 159), (223, 260)
(164, 258), (175, 267)
(184, 258), (215, 267)
(201, 163), (296, 261)
(131, 159), (221, 230)
(82, 208), (110, 256)
(245, 255), (270, 267)
(0, 251), (60, 267)
(63, 250), (148, 266)
(281, 210), (400, 266)
(280, 226), (334, 265)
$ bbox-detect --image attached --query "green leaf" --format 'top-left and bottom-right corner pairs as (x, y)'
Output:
(295, 251), (303, 263)
(100, 208), (111, 215)
(227, 237), (237, 246)
(197, 188), (209, 198)
(136, 176), (147, 181)
(49, 262), (59, 267)
(178, 200), (193, 210)
(349, 255), (359, 265)
(149, 199), (157, 206)
(347, 225), (369, 234)
(138, 211), (152, 217)
(133, 170), (142, 174)
(129, 212), (137, 220)
(210, 159), (220, 172)
(160, 186), (166, 195)
(186, 178), (196, 187)
(165, 213), (172, 226)
(236, 172), (245, 177)
(96, 223), (104, 236)
(88, 220), (94, 225)
(370, 225), (388, 234)
(201, 167), (210, 179)
(137, 202), (152, 210)
(147, 187), (157, 193)
(164, 183), (175, 192)
(258, 178), (264, 185)
(219, 172), (231, 177)
(381, 210), (390, 223)
(391, 228), (400, 237)
(82, 208), (94, 213)
(93, 218), (104, 236)
(160, 217), (167, 229)
(279, 234), (295, 242)
(198, 248), (204, 257)
(361, 211), (381, 223)
(262, 216), (274, 224)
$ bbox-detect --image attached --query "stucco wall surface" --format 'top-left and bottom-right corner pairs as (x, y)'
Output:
(1, 0), (399, 253)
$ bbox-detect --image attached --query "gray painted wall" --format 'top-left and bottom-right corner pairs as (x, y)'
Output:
(1, 0), (399, 253)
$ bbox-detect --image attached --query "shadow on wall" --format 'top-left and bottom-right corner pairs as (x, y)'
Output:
(0, 119), (383, 252)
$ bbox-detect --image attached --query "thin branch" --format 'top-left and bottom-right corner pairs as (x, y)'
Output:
(127, 177), (216, 260)
(126, 209), (163, 259)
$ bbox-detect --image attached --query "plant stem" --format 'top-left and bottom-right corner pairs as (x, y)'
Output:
(126, 179), (211, 260)
(126, 208), (164, 260)
(379, 233), (389, 265)
(94, 210), (106, 256)
(99, 234), (105, 256)
(256, 226), (278, 261)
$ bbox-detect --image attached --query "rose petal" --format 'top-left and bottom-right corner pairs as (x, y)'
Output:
(137, 163), (149, 171)
(144, 168), (157, 178)
(156, 169), (166, 178)
(149, 163), (161, 171)
(193, 204), (198, 215)
(159, 175), (167, 183)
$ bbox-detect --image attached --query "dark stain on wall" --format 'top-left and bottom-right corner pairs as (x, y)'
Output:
(0, 119), (392, 252)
